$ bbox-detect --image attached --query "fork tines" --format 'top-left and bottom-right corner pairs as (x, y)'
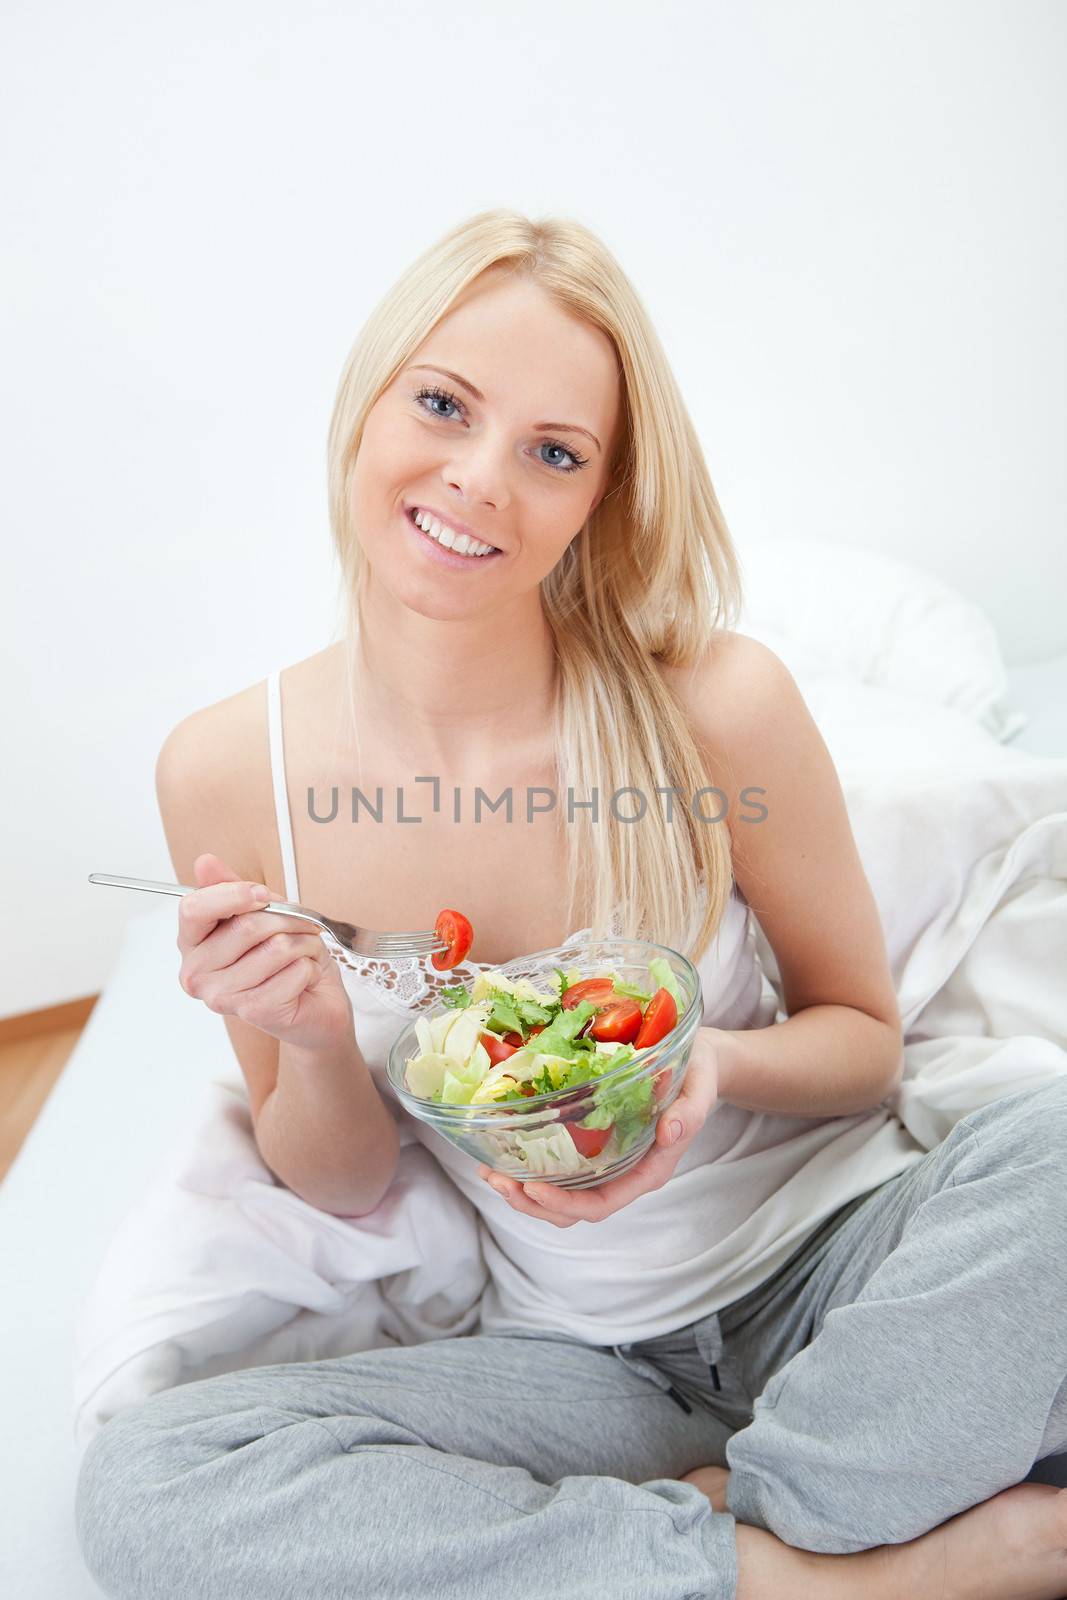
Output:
(371, 933), (450, 955)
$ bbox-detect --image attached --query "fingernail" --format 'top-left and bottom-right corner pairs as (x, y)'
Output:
(667, 1120), (683, 1144)
(251, 885), (271, 903)
(489, 1181), (507, 1197)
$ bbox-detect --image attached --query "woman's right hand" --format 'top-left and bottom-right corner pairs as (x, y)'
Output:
(177, 853), (355, 1054)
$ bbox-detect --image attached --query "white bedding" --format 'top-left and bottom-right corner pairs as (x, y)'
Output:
(1004, 652), (1067, 760)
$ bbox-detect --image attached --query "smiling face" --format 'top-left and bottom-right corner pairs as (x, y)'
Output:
(349, 267), (622, 619)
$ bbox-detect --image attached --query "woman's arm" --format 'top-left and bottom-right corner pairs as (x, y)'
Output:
(157, 702), (400, 1216)
(687, 633), (904, 1118)
(713, 1008), (902, 1116)
(256, 1034), (401, 1217)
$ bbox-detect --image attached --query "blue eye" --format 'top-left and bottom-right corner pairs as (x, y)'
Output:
(411, 384), (590, 474)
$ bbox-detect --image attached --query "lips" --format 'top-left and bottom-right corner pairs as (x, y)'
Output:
(405, 506), (503, 565)
(407, 503), (500, 553)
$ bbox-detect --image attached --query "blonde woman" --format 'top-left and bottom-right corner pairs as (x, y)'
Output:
(77, 210), (1067, 1600)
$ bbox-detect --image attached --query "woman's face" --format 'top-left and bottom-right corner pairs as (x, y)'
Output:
(350, 269), (622, 619)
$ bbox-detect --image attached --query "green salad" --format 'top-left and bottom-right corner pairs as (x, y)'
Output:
(404, 956), (685, 1170)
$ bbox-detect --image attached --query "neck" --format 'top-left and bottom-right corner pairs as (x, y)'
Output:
(351, 575), (559, 772)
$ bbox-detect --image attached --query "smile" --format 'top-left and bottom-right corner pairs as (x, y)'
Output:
(407, 505), (501, 560)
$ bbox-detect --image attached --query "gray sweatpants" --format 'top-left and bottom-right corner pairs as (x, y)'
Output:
(76, 1076), (1067, 1599)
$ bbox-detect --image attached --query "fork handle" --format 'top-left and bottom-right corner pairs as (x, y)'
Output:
(87, 873), (327, 934)
(89, 874), (197, 896)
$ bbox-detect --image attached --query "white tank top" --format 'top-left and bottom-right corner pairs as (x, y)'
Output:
(266, 668), (926, 1343)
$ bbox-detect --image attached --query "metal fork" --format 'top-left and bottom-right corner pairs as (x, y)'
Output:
(88, 874), (450, 961)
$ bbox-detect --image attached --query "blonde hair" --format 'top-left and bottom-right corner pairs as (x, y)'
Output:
(326, 208), (744, 966)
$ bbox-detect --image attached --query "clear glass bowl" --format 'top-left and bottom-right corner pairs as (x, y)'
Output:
(385, 938), (703, 1190)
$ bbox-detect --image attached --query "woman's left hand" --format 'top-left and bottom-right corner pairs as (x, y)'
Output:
(475, 1028), (721, 1228)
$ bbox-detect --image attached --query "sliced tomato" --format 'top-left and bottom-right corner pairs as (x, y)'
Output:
(588, 999), (643, 1045)
(479, 1031), (520, 1066)
(560, 978), (617, 1011)
(431, 908), (474, 970)
(483, 1024), (543, 1062)
(567, 1121), (613, 1158)
(633, 987), (678, 1051)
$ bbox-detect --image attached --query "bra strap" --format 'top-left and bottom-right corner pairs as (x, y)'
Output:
(266, 669), (300, 903)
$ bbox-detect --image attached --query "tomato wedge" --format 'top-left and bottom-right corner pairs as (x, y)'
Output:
(481, 1024), (544, 1063)
(431, 908), (474, 970)
(567, 1121), (613, 1158)
(588, 999), (643, 1045)
(560, 978), (617, 1011)
(633, 987), (678, 1050)
(479, 1031), (520, 1066)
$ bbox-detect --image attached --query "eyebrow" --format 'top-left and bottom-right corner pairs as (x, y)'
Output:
(406, 364), (601, 452)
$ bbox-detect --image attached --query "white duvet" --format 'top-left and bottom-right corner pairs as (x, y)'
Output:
(73, 555), (1067, 1446)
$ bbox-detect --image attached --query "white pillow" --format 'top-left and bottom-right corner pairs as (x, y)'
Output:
(735, 537), (1028, 743)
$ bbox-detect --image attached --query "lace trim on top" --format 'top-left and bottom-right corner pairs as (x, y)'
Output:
(332, 915), (627, 1017)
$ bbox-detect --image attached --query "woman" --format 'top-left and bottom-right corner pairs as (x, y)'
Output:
(76, 209), (1067, 1599)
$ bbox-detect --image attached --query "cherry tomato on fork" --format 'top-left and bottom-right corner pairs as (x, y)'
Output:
(431, 909), (474, 970)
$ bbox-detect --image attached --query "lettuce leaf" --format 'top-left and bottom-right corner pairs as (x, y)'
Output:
(647, 957), (682, 1010)
(522, 1001), (598, 1062)
(610, 978), (653, 1004)
(439, 984), (472, 1010)
(511, 1127), (585, 1175)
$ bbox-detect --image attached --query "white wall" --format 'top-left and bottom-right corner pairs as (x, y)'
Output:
(2, 0), (1063, 1019)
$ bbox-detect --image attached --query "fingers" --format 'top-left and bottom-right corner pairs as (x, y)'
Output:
(192, 852), (244, 888)
(188, 929), (324, 1012)
(180, 905), (300, 998)
(654, 1030), (720, 1148)
(225, 947), (325, 1028)
(476, 1139), (680, 1226)
(475, 1167), (581, 1228)
(178, 877), (273, 953)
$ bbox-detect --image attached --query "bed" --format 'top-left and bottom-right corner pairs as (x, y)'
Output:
(3, 538), (1065, 1598)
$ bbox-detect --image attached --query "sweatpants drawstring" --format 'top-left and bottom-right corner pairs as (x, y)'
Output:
(612, 1343), (694, 1414)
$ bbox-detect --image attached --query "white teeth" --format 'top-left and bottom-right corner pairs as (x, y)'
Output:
(413, 509), (496, 558)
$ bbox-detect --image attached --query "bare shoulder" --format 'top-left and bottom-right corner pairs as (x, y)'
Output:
(664, 630), (901, 1031)
(154, 679), (271, 887)
(154, 646), (337, 891)
(156, 679), (260, 777)
(661, 629), (787, 748)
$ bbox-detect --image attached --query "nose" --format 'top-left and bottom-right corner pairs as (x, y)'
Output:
(441, 438), (511, 515)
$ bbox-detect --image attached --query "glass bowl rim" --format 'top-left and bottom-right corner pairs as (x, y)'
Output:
(385, 936), (702, 1124)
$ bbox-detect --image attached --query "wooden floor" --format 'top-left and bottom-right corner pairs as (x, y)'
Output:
(0, 999), (97, 1184)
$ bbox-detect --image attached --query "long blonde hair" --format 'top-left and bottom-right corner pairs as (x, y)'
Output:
(326, 209), (744, 965)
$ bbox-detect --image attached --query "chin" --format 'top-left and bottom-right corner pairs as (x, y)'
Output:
(379, 561), (493, 622)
